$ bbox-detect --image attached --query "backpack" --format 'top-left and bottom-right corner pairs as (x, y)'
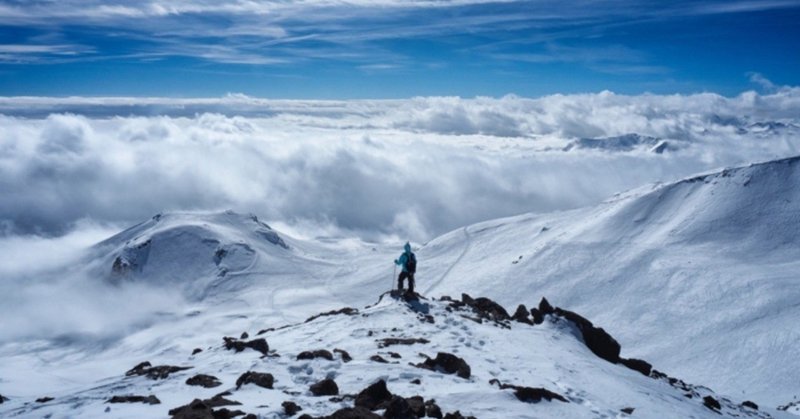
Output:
(405, 253), (417, 273)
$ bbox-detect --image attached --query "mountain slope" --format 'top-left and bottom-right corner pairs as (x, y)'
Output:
(416, 156), (800, 406)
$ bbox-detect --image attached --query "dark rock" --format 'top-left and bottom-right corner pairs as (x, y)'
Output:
(620, 358), (652, 376)
(459, 294), (510, 322)
(407, 396), (425, 417)
(621, 407), (635, 414)
(205, 393), (242, 408)
(490, 380), (568, 403)
(388, 352), (402, 359)
(443, 411), (475, 419)
(0, 394), (7, 404)
(125, 361), (192, 380)
(354, 379), (393, 410)
(334, 348), (353, 362)
(223, 337), (269, 356)
(553, 307), (621, 364)
(168, 398), (248, 419)
(530, 308), (544, 324)
(305, 307), (359, 323)
(310, 378), (339, 396)
(192, 348), (203, 355)
(383, 396), (414, 419)
(512, 304), (532, 324)
(538, 297), (554, 314)
(283, 401), (302, 416)
(297, 350), (334, 361)
(169, 399), (214, 419)
(240, 332), (249, 339)
(36, 397), (54, 403)
(741, 400), (758, 410)
(410, 379), (421, 385)
(327, 407), (382, 419)
(703, 395), (721, 411)
(376, 337), (430, 348)
(416, 352), (471, 379)
(186, 374), (223, 388)
(236, 371), (274, 389)
(370, 355), (389, 363)
(425, 400), (443, 419)
(514, 387), (568, 403)
(108, 395), (161, 405)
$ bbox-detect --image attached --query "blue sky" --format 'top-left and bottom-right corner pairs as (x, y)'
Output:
(0, 0), (799, 98)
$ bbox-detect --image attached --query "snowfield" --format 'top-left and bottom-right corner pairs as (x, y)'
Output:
(1, 156), (799, 417)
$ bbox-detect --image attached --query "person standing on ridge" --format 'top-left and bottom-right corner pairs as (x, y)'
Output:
(394, 242), (417, 293)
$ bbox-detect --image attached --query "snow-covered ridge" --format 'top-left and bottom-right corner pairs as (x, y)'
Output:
(418, 155), (800, 406)
(0, 292), (786, 419)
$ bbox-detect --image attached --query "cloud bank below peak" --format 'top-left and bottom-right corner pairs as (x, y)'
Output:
(0, 89), (799, 243)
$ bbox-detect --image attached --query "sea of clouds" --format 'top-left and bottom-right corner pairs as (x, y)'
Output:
(1, 88), (800, 341)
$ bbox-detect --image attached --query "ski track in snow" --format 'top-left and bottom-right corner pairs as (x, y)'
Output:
(425, 226), (472, 296)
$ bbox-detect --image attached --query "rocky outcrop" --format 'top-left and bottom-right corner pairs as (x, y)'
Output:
(305, 307), (359, 323)
(169, 398), (252, 419)
(703, 395), (721, 412)
(235, 371), (274, 390)
(107, 395), (161, 405)
(458, 293), (511, 323)
(512, 304), (533, 324)
(376, 337), (430, 348)
(186, 374), (223, 388)
(283, 400), (302, 416)
(223, 337), (269, 356)
(354, 379), (393, 410)
(490, 379), (568, 403)
(125, 361), (192, 380)
(297, 350), (334, 361)
(620, 358), (652, 377)
(310, 378), (339, 396)
(415, 352), (471, 379)
(334, 348), (353, 362)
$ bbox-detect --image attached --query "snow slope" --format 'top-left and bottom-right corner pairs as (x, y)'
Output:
(1, 156), (798, 416)
(416, 155), (800, 406)
(0, 293), (787, 419)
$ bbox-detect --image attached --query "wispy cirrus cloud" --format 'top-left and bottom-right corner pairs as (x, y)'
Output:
(1, 0), (797, 69)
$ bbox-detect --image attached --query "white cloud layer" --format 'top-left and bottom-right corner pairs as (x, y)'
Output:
(1, 88), (799, 342)
(2, 89), (800, 243)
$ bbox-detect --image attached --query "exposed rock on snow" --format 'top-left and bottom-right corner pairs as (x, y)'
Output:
(185, 374), (222, 388)
(305, 307), (360, 323)
(125, 361), (192, 380)
(297, 349), (335, 361)
(354, 379), (393, 410)
(415, 352), (471, 379)
(490, 379), (568, 403)
(310, 378), (340, 396)
(223, 336), (269, 355)
(376, 337), (430, 348)
(283, 400), (303, 415)
(235, 371), (274, 390)
(334, 348), (353, 362)
(107, 395), (161, 405)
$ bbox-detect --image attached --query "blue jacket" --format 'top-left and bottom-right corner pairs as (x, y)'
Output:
(395, 242), (413, 273)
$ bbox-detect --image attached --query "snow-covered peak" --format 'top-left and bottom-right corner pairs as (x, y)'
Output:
(90, 211), (291, 300)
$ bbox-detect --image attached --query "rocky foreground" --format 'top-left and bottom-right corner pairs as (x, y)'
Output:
(1, 292), (785, 419)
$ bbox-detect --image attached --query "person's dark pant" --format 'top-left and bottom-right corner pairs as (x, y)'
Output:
(398, 271), (415, 292)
